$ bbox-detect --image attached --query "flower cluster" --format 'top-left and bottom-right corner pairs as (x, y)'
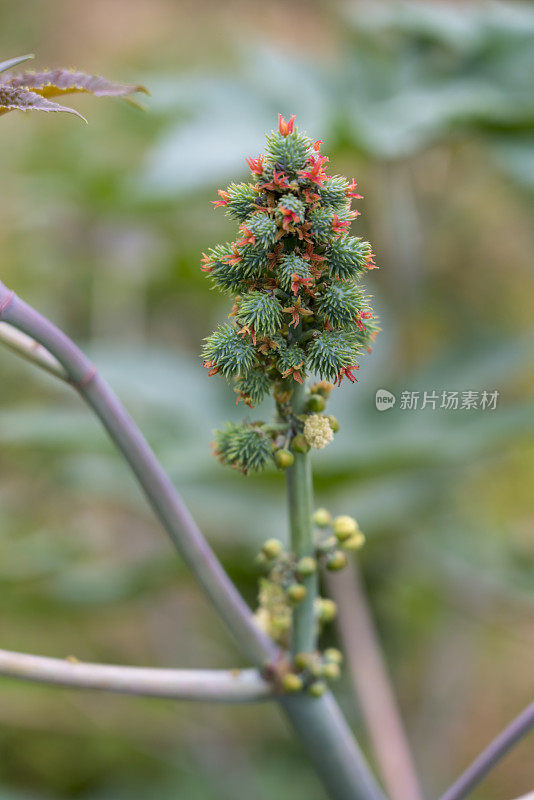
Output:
(254, 508), (365, 694)
(202, 115), (378, 472)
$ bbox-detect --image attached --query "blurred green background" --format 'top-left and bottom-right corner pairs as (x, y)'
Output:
(1, 1), (533, 798)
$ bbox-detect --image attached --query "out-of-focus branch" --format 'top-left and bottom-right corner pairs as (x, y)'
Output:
(437, 700), (534, 800)
(0, 648), (273, 702)
(0, 282), (276, 669)
(0, 321), (67, 380)
(327, 557), (424, 800)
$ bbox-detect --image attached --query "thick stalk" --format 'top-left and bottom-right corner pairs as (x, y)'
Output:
(281, 692), (387, 800)
(0, 648), (273, 703)
(286, 381), (317, 656)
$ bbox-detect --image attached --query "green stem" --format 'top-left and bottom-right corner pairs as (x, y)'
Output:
(287, 381), (317, 656)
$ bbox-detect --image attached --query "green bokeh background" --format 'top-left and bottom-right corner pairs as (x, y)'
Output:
(0, 1), (533, 798)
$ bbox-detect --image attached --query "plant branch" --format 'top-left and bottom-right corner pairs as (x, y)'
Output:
(437, 701), (534, 800)
(0, 648), (273, 702)
(0, 283), (387, 800)
(327, 558), (424, 800)
(286, 381), (317, 656)
(0, 282), (276, 669)
(281, 692), (387, 800)
(0, 321), (67, 380)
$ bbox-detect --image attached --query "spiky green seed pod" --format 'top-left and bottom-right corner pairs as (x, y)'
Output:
(308, 681), (326, 698)
(313, 508), (332, 528)
(277, 252), (313, 294)
(242, 212), (279, 250)
(213, 423), (273, 473)
(274, 448), (294, 469)
(222, 183), (260, 222)
(234, 369), (271, 407)
(282, 673), (304, 693)
(262, 538), (284, 560)
(297, 556), (317, 576)
(291, 434), (310, 454)
(287, 584), (307, 604)
(326, 551), (348, 571)
(324, 648), (343, 665)
(237, 292), (284, 338)
(203, 324), (257, 378)
(333, 515), (359, 541)
(307, 393), (326, 413)
(328, 415), (340, 433)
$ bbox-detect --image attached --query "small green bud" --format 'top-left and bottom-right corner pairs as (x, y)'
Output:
(307, 393), (326, 413)
(297, 556), (317, 576)
(274, 448), (294, 469)
(287, 584), (307, 603)
(262, 538), (283, 559)
(342, 531), (366, 551)
(313, 508), (332, 528)
(324, 648), (343, 665)
(316, 598), (337, 622)
(326, 550), (348, 571)
(291, 434), (310, 454)
(308, 681), (326, 698)
(294, 652), (312, 671)
(333, 515), (358, 541)
(322, 662), (341, 680)
(328, 415), (340, 433)
(282, 673), (304, 693)
(317, 535), (337, 553)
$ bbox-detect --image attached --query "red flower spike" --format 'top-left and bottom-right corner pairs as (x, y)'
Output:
(290, 273), (314, 296)
(337, 365), (359, 386)
(298, 154), (329, 185)
(236, 226), (255, 247)
(365, 250), (378, 270)
(278, 114), (296, 137)
(261, 170), (291, 192)
(281, 364), (304, 383)
(212, 190), (230, 208)
(354, 311), (373, 332)
(225, 245), (243, 266)
(246, 155), (264, 175)
(238, 324), (257, 345)
(346, 179), (363, 200)
(282, 297), (313, 327)
(204, 360), (220, 377)
(332, 214), (351, 236)
(200, 253), (213, 273)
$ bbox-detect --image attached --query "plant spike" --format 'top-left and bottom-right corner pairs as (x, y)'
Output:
(203, 114), (378, 474)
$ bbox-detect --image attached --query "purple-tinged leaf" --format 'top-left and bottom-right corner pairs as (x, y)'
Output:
(0, 85), (86, 119)
(2, 69), (148, 101)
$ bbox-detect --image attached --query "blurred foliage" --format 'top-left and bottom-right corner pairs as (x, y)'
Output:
(0, 1), (533, 799)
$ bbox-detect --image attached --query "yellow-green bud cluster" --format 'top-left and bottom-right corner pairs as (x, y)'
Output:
(281, 648), (344, 698)
(313, 509), (365, 570)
